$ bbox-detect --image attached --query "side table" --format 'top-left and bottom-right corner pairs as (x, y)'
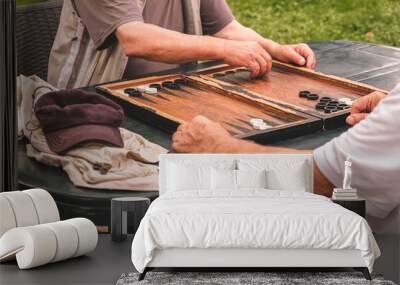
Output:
(111, 197), (150, 242)
(332, 198), (366, 218)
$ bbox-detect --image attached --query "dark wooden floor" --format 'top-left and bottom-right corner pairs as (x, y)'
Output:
(1, 233), (398, 285)
(0, 235), (134, 285)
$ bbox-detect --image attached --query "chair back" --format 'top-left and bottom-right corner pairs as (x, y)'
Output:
(16, 1), (63, 79)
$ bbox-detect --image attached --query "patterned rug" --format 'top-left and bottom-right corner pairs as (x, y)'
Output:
(117, 272), (396, 285)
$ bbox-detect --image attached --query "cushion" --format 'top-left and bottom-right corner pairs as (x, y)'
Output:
(167, 163), (211, 191)
(24, 189), (60, 224)
(211, 169), (268, 192)
(0, 196), (16, 237)
(211, 168), (237, 191)
(238, 159), (308, 191)
(236, 169), (267, 189)
(1, 191), (39, 228)
(267, 166), (307, 191)
(166, 160), (236, 192)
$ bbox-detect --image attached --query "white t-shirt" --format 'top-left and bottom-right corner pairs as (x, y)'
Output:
(314, 83), (400, 234)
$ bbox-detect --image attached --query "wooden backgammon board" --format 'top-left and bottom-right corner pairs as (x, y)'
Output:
(97, 62), (386, 143)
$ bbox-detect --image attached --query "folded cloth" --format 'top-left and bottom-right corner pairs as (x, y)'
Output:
(35, 90), (124, 154)
(27, 128), (166, 191)
(16, 75), (57, 139)
(17, 75), (167, 191)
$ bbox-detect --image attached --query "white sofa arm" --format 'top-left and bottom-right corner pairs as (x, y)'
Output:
(0, 189), (60, 237)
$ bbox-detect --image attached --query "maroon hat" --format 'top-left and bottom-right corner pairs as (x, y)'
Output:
(35, 89), (124, 154)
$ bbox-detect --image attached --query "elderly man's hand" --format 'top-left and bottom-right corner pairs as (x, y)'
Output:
(172, 116), (235, 153)
(270, 43), (316, 69)
(222, 40), (272, 78)
(346, 91), (386, 125)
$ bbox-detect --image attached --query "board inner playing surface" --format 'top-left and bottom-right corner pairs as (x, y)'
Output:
(101, 75), (312, 136)
(201, 64), (375, 117)
(98, 63), (385, 139)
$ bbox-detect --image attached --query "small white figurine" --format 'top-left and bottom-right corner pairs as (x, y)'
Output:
(332, 157), (358, 200)
(343, 157), (352, 190)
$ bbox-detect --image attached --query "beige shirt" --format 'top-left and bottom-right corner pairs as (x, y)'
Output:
(73, 0), (234, 78)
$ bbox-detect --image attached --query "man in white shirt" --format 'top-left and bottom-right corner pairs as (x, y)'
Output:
(172, 86), (400, 234)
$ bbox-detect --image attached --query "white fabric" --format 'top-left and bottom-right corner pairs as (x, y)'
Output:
(0, 189), (97, 269)
(165, 159), (236, 193)
(0, 226), (57, 268)
(131, 191), (380, 273)
(42, 222), (79, 262)
(0, 218), (97, 269)
(0, 196), (17, 237)
(1, 192), (40, 227)
(238, 159), (308, 192)
(0, 190), (60, 238)
(211, 168), (236, 191)
(26, 129), (165, 191)
(23, 189), (60, 224)
(266, 167), (306, 191)
(168, 163), (211, 191)
(236, 169), (267, 189)
(148, 248), (366, 268)
(314, 84), (400, 233)
(211, 169), (267, 191)
(16, 75), (57, 138)
(64, 218), (98, 257)
(159, 154), (312, 195)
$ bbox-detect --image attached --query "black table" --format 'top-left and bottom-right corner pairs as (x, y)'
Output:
(17, 40), (400, 229)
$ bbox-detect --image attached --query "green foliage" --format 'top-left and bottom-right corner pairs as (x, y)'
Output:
(227, 0), (400, 46)
(17, 0), (400, 46)
(16, 0), (47, 5)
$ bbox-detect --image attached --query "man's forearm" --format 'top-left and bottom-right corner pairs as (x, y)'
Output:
(215, 21), (280, 58)
(116, 22), (225, 63)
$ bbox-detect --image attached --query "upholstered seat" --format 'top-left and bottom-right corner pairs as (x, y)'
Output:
(0, 189), (98, 269)
(0, 218), (98, 269)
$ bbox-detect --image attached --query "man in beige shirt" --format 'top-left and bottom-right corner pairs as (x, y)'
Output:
(49, 0), (316, 88)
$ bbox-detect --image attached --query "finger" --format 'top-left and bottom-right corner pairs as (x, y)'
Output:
(171, 141), (185, 153)
(248, 60), (261, 78)
(346, 113), (369, 125)
(285, 47), (306, 66)
(171, 130), (189, 153)
(254, 54), (267, 77)
(351, 96), (371, 114)
(259, 48), (272, 73)
(307, 52), (316, 69)
(172, 128), (182, 143)
(296, 44), (316, 69)
(176, 122), (187, 131)
(303, 49), (316, 69)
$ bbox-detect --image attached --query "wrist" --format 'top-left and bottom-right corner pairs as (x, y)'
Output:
(206, 36), (227, 61)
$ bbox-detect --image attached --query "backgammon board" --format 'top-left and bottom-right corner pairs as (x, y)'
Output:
(97, 61), (386, 143)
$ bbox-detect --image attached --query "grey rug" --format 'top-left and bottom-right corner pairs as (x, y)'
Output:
(117, 272), (396, 285)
